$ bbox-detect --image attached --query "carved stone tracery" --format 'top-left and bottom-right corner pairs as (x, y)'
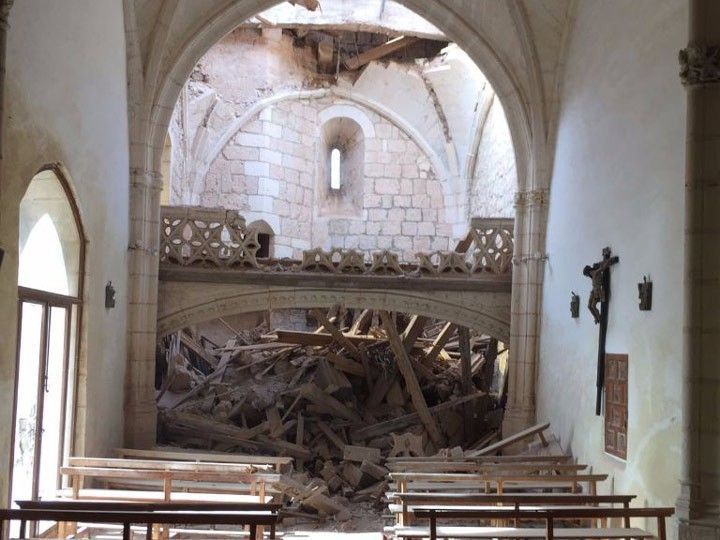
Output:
(159, 206), (514, 278)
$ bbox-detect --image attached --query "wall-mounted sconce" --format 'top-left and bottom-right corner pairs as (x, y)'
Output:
(105, 281), (116, 309)
(570, 291), (580, 318)
(638, 276), (652, 311)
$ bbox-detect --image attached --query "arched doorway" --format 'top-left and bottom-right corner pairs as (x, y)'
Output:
(9, 166), (84, 535)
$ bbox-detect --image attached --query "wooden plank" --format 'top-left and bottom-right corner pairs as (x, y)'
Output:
(275, 329), (425, 349)
(311, 309), (374, 388)
(60, 466), (278, 484)
(349, 309), (373, 335)
(390, 473), (607, 483)
(353, 391), (486, 441)
(458, 327), (474, 441)
(316, 420), (346, 451)
(466, 422), (551, 457)
(385, 454), (571, 464)
(402, 315), (429, 353)
(180, 332), (219, 367)
(324, 352), (365, 376)
(424, 323), (457, 364)
(68, 457), (265, 473)
(343, 445), (382, 464)
(380, 311), (445, 447)
(116, 447), (293, 466)
(300, 382), (363, 423)
(345, 36), (419, 70)
(392, 526), (654, 539)
(387, 462), (587, 474)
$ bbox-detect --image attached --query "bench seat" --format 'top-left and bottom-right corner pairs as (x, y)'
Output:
(58, 488), (266, 503)
(390, 525), (653, 538)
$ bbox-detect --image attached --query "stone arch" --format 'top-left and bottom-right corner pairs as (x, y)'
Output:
(317, 103), (376, 139)
(145, 1), (534, 193)
(247, 219), (275, 258)
(188, 88), (449, 203)
(156, 282), (511, 344)
(125, 0), (547, 444)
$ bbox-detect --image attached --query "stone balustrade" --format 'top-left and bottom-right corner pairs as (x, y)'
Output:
(160, 206), (513, 278)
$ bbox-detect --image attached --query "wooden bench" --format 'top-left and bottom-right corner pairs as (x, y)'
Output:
(386, 492), (636, 526)
(385, 455), (573, 464)
(116, 447), (293, 473)
(397, 506), (674, 540)
(390, 473), (608, 496)
(58, 460), (282, 537)
(387, 462), (588, 474)
(1, 506), (279, 540)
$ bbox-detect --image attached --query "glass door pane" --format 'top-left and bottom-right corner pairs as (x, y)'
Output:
(11, 302), (44, 505)
(38, 306), (68, 499)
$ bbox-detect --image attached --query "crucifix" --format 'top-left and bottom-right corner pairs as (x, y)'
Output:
(583, 247), (620, 415)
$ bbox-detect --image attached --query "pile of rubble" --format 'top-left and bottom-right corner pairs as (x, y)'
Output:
(156, 308), (507, 521)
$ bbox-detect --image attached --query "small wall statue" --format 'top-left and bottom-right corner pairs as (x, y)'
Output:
(638, 276), (652, 311)
(570, 292), (580, 318)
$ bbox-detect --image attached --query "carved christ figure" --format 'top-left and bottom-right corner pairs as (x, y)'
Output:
(583, 247), (620, 324)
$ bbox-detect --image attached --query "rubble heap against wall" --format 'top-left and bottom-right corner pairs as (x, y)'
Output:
(156, 308), (507, 523)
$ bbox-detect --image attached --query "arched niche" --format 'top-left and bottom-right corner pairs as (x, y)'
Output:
(317, 114), (368, 217)
(18, 166), (85, 297)
(247, 219), (275, 259)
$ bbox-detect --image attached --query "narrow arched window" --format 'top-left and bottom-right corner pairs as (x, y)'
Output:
(330, 147), (341, 190)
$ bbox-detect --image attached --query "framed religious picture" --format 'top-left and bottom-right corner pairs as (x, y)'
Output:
(604, 354), (628, 459)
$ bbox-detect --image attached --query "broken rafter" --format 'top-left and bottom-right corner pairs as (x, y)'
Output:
(310, 309), (374, 388)
(380, 311), (445, 447)
(401, 315), (429, 354)
(274, 329), (424, 348)
(352, 390), (487, 441)
(345, 35), (419, 70)
(424, 322), (457, 364)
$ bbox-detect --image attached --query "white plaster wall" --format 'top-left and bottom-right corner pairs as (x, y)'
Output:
(0, 0), (130, 498)
(470, 99), (516, 218)
(537, 0), (686, 532)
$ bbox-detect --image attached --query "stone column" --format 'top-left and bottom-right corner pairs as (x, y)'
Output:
(124, 168), (162, 448)
(677, 0), (720, 535)
(503, 188), (548, 439)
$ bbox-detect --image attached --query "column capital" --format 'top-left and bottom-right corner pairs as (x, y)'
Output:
(680, 45), (720, 86)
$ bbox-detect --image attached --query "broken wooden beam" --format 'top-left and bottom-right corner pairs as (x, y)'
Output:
(380, 311), (445, 447)
(424, 322), (457, 364)
(401, 315), (429, 354)
(300, 382), (363, 423)
(352, 390), (487, 441)
(345, 36), (419, 70)
(343, 445), (382, 464)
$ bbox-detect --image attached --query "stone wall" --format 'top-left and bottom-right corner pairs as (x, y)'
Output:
(166, 27), (517, 257)
(190, 96), (450, 259)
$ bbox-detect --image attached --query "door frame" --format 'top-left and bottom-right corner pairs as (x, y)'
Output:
(7, 289), (80, 536)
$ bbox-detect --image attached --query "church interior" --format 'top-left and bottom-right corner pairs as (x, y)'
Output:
(0, 0), (715, 539)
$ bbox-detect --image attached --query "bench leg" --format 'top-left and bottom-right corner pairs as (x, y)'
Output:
(658, 517), (667, 540)
(270, 522), (276, 540)
(123, 522), (131, 540)
(430, 516), (437, 540)
(19, 519), (27, 539)
(250, 524), (258, 540)
(545, 518), (554, 540)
